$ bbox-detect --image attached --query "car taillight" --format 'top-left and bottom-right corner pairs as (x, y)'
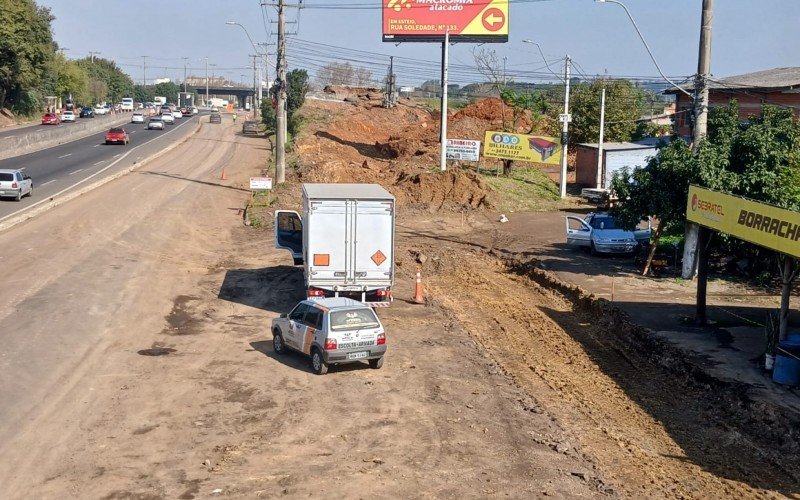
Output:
(324, 338), (337, 350)
(308, 288), (325, 297)
(11, 182), (17, 188)
(377, 332), (386, 345)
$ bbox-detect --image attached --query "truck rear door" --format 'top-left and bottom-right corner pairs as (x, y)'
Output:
(307, 200), (349, 284)
(353, 200), (393, 285)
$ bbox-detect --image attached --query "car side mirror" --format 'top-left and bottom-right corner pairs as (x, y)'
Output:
(280, 313), (287, 319)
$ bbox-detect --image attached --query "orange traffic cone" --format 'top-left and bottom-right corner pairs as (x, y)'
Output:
(220, 167), (227, 180)
(413, 266), (425, 304)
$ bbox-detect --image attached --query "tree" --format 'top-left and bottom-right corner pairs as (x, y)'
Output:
(354, 67), (372, 86)
(261, 68), (309, 136)
(152, 81), (180, 104)
(568, 79), (646, 146)
(316, 62), (356, 87)
(54, 54), (89, 106)
(497, 88), (552, 176)
(0, 0), (57, 113)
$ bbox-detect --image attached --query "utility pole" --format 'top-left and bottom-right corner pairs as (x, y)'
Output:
(275, 0), (287, 184)
(141, 56), (148, 87)
(250, 54), (260, 119)
(439, 31), (450, 171)
(595, 84), (606, 189)
(205, 57), (209, 107)
(89, 51), (100, 63)
(182, 57), (189, 92)
(689, 0), (715, 325)
(558, 56), (572, 199)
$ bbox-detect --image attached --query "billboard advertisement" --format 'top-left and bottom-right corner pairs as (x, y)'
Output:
(483, 131), (562, 165)
(383, 0), (509, 43)
(686, 185), (800, 258)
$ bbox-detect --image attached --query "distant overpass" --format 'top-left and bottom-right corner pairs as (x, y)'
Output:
(189, 86), (257, 105)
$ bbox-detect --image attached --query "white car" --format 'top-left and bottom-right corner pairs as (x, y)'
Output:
(565, 212), (651, 255)
(161, 112), (175, 125)
(61, 111), (76, 122)
(131, 112), (145, 124)
(271, 298), (387, 375)
(172, 109), (182, 120)
(191, 107), (198, 115)
(94, 105), (108, 116)
(147, 116), (165, 130)
(0, 169), (33, 201)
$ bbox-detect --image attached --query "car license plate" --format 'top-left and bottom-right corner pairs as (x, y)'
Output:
(347, 351), (368, 360)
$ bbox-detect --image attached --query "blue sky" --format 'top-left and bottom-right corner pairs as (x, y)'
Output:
(42, 0), (799, 89)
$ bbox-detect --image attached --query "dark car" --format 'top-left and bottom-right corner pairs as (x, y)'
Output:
(180, 107), (192, 117)
(209, 113), (221, 124)
(79, 107), (95, 118)
(242, 120), (260, 134)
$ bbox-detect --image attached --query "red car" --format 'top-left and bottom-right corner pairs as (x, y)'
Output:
(105, 127), (129, 145)
(41, 113), (60, 125)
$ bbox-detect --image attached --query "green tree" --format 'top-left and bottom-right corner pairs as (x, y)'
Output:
(568, 79), (646, 146)
(497, 88), (551, 176)
(0, 0), (57, 114)
(75, 57), (134, 103)
(152, 81), (180, 105)
(286, 69), (309, 135)
(55, 54), (89, 106)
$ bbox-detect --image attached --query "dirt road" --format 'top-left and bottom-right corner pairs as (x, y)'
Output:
(0, 120), (600, 498)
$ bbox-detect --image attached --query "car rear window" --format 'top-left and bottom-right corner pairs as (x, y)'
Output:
(330, 309), (380, 331)
(109, 128), (124, 133)
(0, 173), (13, 181)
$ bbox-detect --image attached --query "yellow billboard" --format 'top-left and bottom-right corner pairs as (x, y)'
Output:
(483, 131), (562, 165)
(687, 185), (800, 258)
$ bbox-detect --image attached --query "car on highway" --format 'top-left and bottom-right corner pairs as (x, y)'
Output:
(211, 106), (219, 112)
(191, 106), (198, 115)
(209, 113), (221, 124)
(105, 127), (130, 145)
(242, 120), (260, 135)
(131, 112), (146, 124)
(0, 169), (33, 201)
(147, 116), (165, 130)
(172, 109), (183, 120)
(180, 107), (191, 117)
(565, 212), (651, 255)
(41, 113), (60, 125)
(161, 112), (175, 125)
(61, 110), (76, 123)
(160, 105), (172, 115)
(271, 298), (387, 375)
(94, 105), (108, 116)
(79, 106), (95, 118)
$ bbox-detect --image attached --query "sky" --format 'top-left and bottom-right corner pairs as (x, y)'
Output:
(41, 0), (800, 90)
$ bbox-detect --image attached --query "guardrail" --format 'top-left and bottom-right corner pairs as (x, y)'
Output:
(0, 113), (135, 162)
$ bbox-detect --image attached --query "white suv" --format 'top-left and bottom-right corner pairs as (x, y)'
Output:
(0, 169), (33, 201)
(271, 298), (387, 375)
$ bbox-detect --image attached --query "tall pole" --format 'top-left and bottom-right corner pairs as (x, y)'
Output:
(251, 54), (259, 119)
(142, 56), (147, 87)
(275, 0), (287, 184)
(691, 0), (715, 325)
(559, 56), (572, 199)
(205, 57), (209, 107)
(595, 85), (606, 189)
(182, 57), (189, 92)
(439, 31), (450, 171)
(89, 51), (100, 63)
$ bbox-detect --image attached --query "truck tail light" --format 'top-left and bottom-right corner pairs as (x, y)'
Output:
(308, 288), (325, 297)
(324, 338), (337, 350)
(376, 289), (391, 298)
(377, 332), (386, 345)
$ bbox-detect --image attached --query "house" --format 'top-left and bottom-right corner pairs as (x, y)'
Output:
(666, 67), (800, 137)
(574, 141), (659, 189)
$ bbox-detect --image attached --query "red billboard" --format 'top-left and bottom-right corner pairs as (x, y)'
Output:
(383, 0), (509, 43)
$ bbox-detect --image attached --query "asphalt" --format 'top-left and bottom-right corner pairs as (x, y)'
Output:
(0, 113), (206, 220)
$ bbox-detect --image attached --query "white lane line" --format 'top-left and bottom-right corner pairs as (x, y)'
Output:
(93, 160), (105, 166)
(113, 154), (121, 158)
(41, 180), (55, 186)
(68, 169), (84, 175)
(57, 153), (73, 159)
(93, 144), (100, 148)
(3, 135), (16, 139)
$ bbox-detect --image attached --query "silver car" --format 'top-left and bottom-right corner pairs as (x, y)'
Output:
(147, 116), (165, 130)
(566, 212), (651, 255)
(271, 298), (387, 375)
(0, 169), (33, 201)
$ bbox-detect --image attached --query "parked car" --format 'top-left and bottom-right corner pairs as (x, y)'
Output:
(209, 113), (221, 124)
(0, 169), (33, 201)
(79, 106), (95, 118)
(147, 116), (165, 130)
(105, 127), (129, 145)
(61, 111), (76, 123)
(131, 111), (145, 124)
(242, 120), (260, 135)
(161, 112), (175, 125)
(565, 212), (651, 255)
(41, 113), (60, 125)
(271, 298), (387, 375)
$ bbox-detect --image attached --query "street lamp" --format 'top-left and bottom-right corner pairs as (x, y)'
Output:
(595, 0), (691, 97)
(522, 40), (562, 82)
(227, 21), (263, 118)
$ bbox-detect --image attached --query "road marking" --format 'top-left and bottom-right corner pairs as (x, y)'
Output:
(68, 169), (83, 175)
(93, 144), (100, 148)
(3, 135), (15, 139)
(93, 160), (105, 166)
(57, 153), (72, 159)
(41, 180), (55, 186)
(113, 154), (121, 158)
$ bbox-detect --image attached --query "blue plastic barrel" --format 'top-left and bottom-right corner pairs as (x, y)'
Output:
(773, 340), (800, 386)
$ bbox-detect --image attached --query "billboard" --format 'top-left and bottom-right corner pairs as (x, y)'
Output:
(686, 185), (800, 258)
(446, 139), (481, 161)
(383, 0), (509, 43)
(483, 131), (562, 165)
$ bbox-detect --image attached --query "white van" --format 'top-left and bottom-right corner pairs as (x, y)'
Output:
(120, 98), (134, 111)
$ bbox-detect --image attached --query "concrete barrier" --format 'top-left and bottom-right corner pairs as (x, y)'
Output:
(0, 114), (134, 161)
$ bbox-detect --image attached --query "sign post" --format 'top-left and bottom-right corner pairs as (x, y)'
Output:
(250, 176), (273, 206)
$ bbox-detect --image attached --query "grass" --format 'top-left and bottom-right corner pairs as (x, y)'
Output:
(481, 166), (562, 212)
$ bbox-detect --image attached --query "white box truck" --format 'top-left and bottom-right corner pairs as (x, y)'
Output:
(275, 184), (395, 306)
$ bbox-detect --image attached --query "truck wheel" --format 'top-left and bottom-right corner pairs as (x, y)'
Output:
(272, 329), (286, 354)
(368, 357), (384, 369)
(311, 348), (328, 375)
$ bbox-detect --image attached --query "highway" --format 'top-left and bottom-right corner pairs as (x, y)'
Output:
(0, 113), (120, 140)
(0, 113), (205, 221)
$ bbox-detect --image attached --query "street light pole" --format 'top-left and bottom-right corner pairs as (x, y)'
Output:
(227, 22), (265, 119)
(205, 57), (209, 107)
(182, 57), (189, 92)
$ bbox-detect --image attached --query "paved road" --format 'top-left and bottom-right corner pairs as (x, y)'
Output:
(0, 114), (205, 220)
